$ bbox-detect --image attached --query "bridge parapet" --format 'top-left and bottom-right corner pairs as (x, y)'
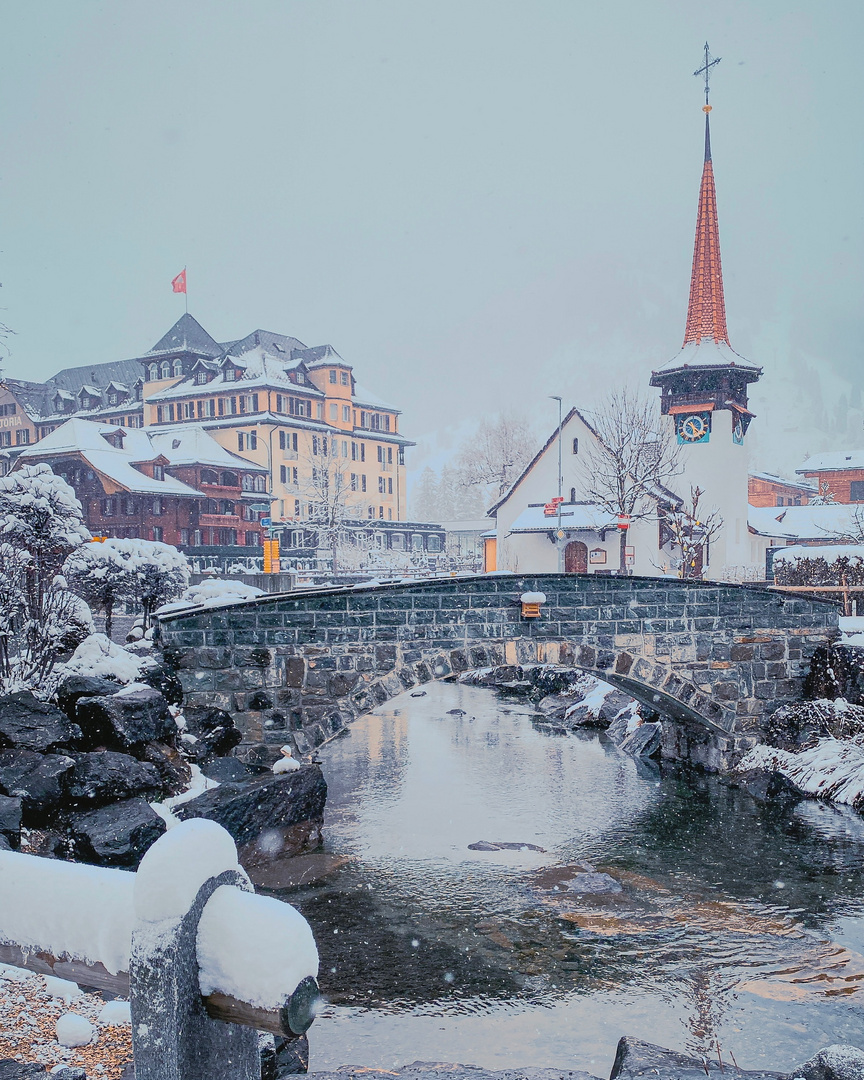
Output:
(157, 574), (838, 771)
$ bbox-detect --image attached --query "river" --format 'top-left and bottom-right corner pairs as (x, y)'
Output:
(262, 682), (864, 1073)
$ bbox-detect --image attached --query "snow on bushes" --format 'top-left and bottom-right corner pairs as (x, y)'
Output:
(58, 633), (146, 684)
(773, 544), (864, 586)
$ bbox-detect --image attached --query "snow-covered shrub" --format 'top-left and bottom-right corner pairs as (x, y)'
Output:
(0, 465), (92, 691)
(774, 545), (864, 587)
(59, 632), (145, 683)
(127, 540), (190, 627)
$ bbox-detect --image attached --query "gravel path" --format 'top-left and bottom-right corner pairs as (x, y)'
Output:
(0, 964), (132, 1078)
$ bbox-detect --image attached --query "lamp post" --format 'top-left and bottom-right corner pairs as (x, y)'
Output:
(550, 396), (563, 573)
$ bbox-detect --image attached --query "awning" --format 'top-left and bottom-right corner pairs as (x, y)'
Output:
(668, 402), (715, 415)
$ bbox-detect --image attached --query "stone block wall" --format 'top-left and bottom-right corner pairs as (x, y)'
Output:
(157, 574), (838, 769)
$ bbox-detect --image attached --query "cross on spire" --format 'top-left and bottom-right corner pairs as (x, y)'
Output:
(694, 42), (721, 106)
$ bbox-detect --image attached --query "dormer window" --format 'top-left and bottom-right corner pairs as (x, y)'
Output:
(153, 464), (164, 481)
(102, 430), (125, 449)
(195, 371), (209, 385)
(148, 363), (158, 381)
(107, 393), (118, 406)
(224, 368), (236, 382)
(160, 361), (171, 379)
(172, 359), (183, 378)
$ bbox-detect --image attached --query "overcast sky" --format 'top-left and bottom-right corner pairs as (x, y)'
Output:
(1, 1), (861, 477)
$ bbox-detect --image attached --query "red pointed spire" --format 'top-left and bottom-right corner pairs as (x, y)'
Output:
(682, 107), (729, 346)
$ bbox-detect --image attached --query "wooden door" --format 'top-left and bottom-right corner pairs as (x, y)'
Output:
(564, 540), (588, 573)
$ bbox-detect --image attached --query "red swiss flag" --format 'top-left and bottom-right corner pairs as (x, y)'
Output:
(171, 269), (187, 294)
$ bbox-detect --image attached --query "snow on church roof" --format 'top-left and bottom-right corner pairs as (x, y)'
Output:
(506, 502), (617, 534)
(652, 337), (761, 375)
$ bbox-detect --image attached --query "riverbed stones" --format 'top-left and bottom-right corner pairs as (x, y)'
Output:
(75, 688), (173, 751)
(181, 705), (242, 756)
(565, 872), (622, 894)
(0, 692), (81, 753)
(611, 1036), (783, 1079)
(63, 796), (166, 868)
(619, 721), (662, 759)
(788, 1045), (864, 1080)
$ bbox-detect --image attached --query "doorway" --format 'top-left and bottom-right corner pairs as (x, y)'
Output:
(564, 540), (588, 573)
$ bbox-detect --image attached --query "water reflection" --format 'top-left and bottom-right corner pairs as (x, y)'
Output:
(265, 683), (864, 1072)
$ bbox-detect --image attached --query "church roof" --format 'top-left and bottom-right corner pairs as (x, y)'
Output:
(145, 313), (223, 358)
(652, 107), (760, 380)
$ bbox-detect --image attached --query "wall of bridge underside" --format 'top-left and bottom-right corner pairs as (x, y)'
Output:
(157, 574), (838, 772)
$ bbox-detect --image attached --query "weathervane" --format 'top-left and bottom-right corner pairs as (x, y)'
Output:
(693, 41), (721, 108)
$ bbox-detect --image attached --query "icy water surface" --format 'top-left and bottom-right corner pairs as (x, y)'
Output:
(265, 683), (864, 1072)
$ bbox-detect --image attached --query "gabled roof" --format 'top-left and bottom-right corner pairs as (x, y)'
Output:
(797, 451), (864, 474)
(488, 406), (599, 517)
(2, 379), (51, 420)
(223, 329), (306, 357)
(48, 359), (144, 395)
(750, 471), (817, 492)
(16, 418), (201, 496)
(149, 425), (268, 472)
(145, 313), (223, 358)
(506, 502), (617, 534)
(294, 344), (345, 367)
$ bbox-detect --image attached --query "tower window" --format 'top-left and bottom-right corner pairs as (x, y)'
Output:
(572, 438), (579, 454)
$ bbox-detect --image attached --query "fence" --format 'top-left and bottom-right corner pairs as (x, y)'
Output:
(0, 819), (320, 1080)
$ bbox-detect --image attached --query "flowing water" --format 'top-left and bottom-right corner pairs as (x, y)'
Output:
(261, 683), (864, 1073)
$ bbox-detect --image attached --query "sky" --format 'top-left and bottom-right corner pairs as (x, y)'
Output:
(1, 1), (861, 480)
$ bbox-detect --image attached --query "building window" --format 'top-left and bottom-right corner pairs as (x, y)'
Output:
(329, 369), (337, 383)
(102, 497), (116, 516)
(246, 531), (261, 546)
(195, 371), (209, 385)
(850, 481), (864, 502)
(148, 364), (158, 381)
(124, 498), (136, 515)
(378, 477), (385, 494)
(168, 403), (176, 422)
(342, 405), (350, 423)
(368, 506), (374, 518)
(221, 472), (238, 487)
(572, 438), (579, 454)
(180, 529), (189, 545)
(193, 529), (202, 546)
(294, 499), (301, 517)
(160, 361), (171, 379)
(379, 506), (384, 519)
(388, 477), (393, 494)
(329, 403), (338, 420)
(152, 526), (163, 542)
(201, 469), (218, 485)
(340, 371), (349, 385)
(224, 368), (236, 382)
(387, 447), (393, 464)
(15, 430), (30, 446)
(173, 359), (183, 377)
(350, 473), (358, 491)
(152, 499), (164, 516)
(280, 465), (287, 484)
(218, 399), (225, 416)
(183, 402), (195, 419)
(153, 464), (164, 481)
(316, 402), (324, 420)
(361, 475), (366, 492)
(398, 446), (404, 466)
(428, 535), (442, 552)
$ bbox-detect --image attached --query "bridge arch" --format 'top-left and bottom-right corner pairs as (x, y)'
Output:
(157, 574), (837, 770)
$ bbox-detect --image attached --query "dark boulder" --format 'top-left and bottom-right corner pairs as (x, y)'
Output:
(0, 794), (22, 848)
(137, 661), (183, 706)
(787, 1045), (864, 1080)
(66, 751), (163, 808)
(63, 797), (166, 868)
(201, 756), (252, 783)
(611, 1036), (783, 1080)
(76, 688), (174, 751)
(619, 721), (662, 759)
(0, 749), (75, 824)
(598, 690), (637, 724)
(0, 1062), (49, 1079)
(55, 675), (120, 720)
(182, 706), (242, 756)
(139, 742), (192, 796)
(0, 692), (81, 753)
(174, 765), (326, 862)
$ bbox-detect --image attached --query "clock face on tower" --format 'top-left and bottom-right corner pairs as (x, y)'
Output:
(675, 412), (711, 444)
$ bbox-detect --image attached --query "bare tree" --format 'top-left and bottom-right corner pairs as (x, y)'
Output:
(454, 412), (537, 501)
(584, 389), (682, 575)
(661, 486), (723, 580)
(299, 441), (366, 574)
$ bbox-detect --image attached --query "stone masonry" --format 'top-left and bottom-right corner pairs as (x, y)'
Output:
(156, 574), (838, 771)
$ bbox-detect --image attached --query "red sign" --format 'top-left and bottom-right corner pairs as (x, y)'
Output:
(617, 514), (631, 531)
(544, 496), (564, 517)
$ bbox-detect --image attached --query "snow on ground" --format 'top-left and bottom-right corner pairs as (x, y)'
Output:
(155, 578), (264, 614)
(740, 738), (864, 808)
(0, 964), (131, 1078)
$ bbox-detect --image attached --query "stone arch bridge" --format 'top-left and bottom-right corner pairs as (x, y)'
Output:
(157, 574), (837, 771)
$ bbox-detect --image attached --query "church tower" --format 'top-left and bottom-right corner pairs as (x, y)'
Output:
(650, 46), (762, 576)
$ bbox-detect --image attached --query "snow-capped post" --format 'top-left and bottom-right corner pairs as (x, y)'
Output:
(520, 591), (546, 618)
(0, 820), (320, 1080)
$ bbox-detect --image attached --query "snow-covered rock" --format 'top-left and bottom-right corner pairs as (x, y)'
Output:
(97, 999), (131, 1026)
(55, 1011), (95, 1047)
(59, 634), (145, 684)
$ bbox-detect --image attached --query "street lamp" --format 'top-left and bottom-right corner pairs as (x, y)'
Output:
(550, 396), (563, 573)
